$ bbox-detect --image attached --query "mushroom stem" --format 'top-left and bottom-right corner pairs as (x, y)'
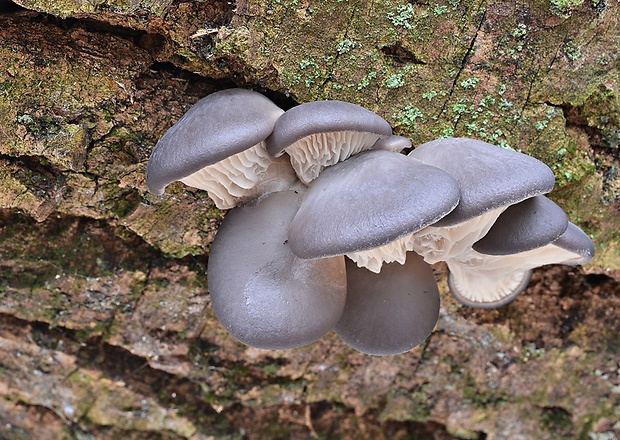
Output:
(180, 141), (299, 209)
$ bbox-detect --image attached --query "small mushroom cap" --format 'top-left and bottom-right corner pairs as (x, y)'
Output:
(288, 150), (460, 259)
(146, 88), (284, 195)
(473, 195), (569, 255)
(207, 190), (347, 350)
(265, 100), (392, 156)
(408, 138), (555, 227)
(371, 135), (412, 153)
(448, 268), (533, 309)
(336, 254), (440, 356)
(553, 222), (596, 265)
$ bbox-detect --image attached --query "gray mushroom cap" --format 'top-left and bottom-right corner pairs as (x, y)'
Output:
(408, 138), (556, 227)
(554, 221), (596, 265)
(473, 195), (569, 255)
(207, 190), (347, 350)
(287, 150), (460, 260)
(265, 100), (392, 156)
(446, 221), (595, 309)
(336, 253), (440, 356)
(371, 135), (412, 153)
(146, 88), (285, 196)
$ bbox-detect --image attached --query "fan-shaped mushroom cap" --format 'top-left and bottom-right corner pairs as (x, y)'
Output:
(207, 190), (347, 349)
(287, 150), (460, 272)
(473, 195), (568, 255)
(265, 100), (393, 184)
(447, 221), (595, 308)
(408, 138), (555, 227)
(336, 254), (440, 356)
(146, 88), (298, 208)
(408, 138), (556, 263)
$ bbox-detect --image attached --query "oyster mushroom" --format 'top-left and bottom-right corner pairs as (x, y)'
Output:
(447, 197), (592, 308)
(336, 254), (440, 356)
(207, 190), (347, 349)
(287, 150), (460, 272)
(146, 88), (299, 209)
(407, 137), (556, 264)
(265, 100), (393, 184)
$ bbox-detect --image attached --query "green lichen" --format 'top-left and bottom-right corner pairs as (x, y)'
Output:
(385, 73), (405, 88)
(550, 0), (585, 17)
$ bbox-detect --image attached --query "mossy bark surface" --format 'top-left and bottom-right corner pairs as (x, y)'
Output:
(0, 0), (618, 438)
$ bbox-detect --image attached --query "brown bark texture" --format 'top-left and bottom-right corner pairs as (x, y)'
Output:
(0, 0), (618, 438)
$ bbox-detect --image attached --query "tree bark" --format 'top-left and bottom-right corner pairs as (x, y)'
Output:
(0, 0), (618, 438)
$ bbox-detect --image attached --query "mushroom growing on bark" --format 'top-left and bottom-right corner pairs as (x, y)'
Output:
(447, 197), (593, 308)
(146, 88), (299, 209)
(287, 149), (460, 272)
(336, 254), (440, 356)
(265, 100), (393, 184)
(406, 137), (556, 264)
(207, 190), (347, 349)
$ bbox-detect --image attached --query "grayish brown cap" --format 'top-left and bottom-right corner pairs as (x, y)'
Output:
(146, 88), (284, 195)
(336, 254), (440, 356)
(287, 150), (460, 259)
(408, 138), (555, 227)
(473, 195), (569, 255)
(207, 190), (347, 350)
(265, 100), (392, 156)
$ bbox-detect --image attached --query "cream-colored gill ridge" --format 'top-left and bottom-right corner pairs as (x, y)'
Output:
(181, 142), (297, 209)
(410, 207), (507, 264)
(346, 236), (416, 273)
(285, 131), (382, 184)
(446, 244), (583, 304)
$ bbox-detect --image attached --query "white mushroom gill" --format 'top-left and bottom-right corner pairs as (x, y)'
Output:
(410, 207), (507, 264)
(285, 131), (383, 184)
(345, 237), (414, 273)
(180, 141), (297, 209)
(446, 243), (591, 306)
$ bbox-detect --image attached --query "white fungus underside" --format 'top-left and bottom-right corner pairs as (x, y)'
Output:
(410, 207), (507, 264)
(180, 142), (297, 209)
(346, 237), (415, 273)
(284, 131), (383, 184)
(346, 206), (517, 274)
(447, 244), (583, 304)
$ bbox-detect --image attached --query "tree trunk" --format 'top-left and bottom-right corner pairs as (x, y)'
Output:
(0, 0), (618, 438)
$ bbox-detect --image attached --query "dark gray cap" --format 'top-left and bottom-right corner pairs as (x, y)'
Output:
(265, 100), (392, 156)
(287, 150), (460, 259)
(408, 138), (555, 227)
(473, 196), (569, 255)
(336, 254), (440, 356)
(146, 89), (284, 195)
(207, 190), (347, 350)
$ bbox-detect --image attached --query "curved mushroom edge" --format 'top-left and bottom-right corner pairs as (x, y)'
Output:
(146, 88), (287, 205)
(447, 268), (533, 309)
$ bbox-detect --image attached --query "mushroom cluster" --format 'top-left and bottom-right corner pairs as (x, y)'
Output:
(146, 89), (595, 356)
